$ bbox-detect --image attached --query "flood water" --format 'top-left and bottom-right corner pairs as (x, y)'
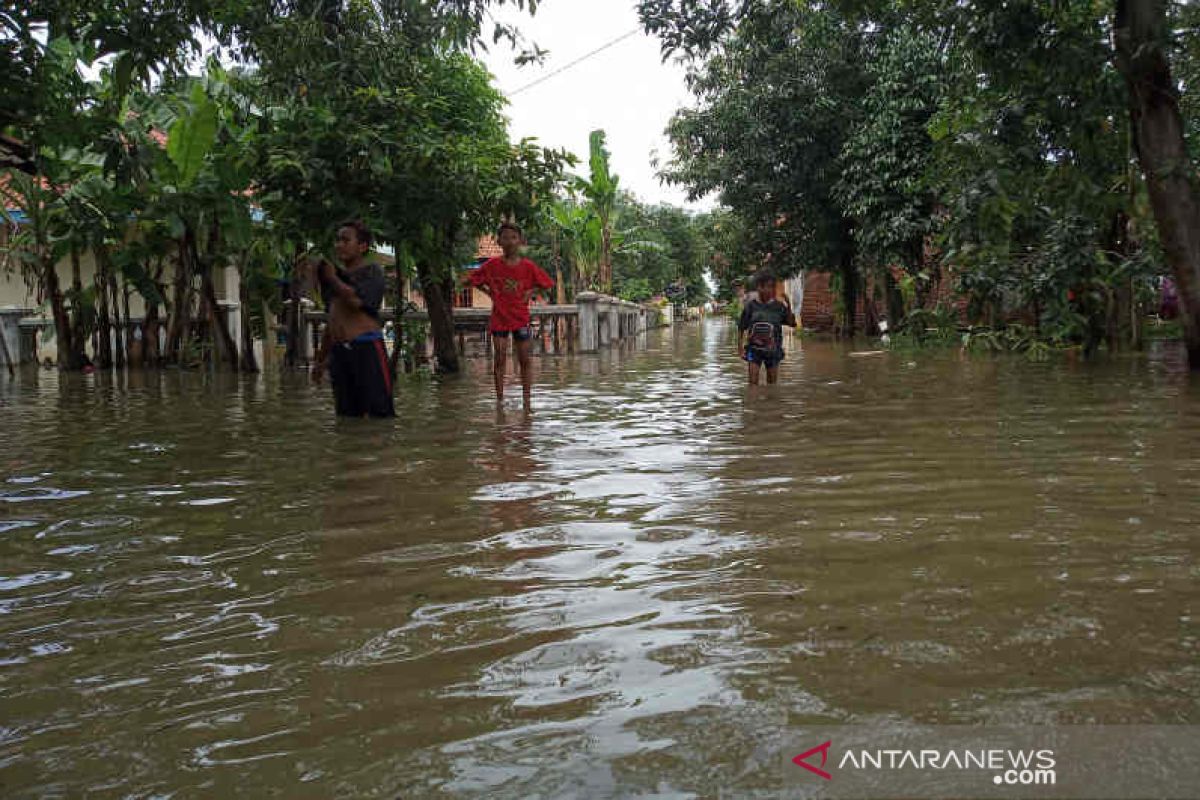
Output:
(1, 320), (1197, 797)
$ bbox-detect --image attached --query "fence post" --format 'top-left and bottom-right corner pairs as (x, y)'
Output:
(578, 292), (599, 353)
(0, 308), (28, 369)
(599, 298), (614, 347)
(298, 301), (315, 364)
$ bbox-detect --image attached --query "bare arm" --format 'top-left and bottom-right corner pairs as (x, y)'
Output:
(737, 302), (751, 356)
(319, 262), (363, 310)
(781, 297), (797, 328)
(466, 265), (492, 298)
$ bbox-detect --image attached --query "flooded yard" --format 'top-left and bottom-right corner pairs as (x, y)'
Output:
(1, 321), (1197, 797)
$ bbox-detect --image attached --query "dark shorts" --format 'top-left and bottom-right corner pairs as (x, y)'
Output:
(330, 333), (395, 418)
(492, 327), (532, 342)
(745, 346), (784, 368)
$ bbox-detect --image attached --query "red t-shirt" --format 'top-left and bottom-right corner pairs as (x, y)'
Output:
(467, 257), (554, 331)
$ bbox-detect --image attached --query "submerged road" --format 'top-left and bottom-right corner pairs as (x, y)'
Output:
(1, 321), (1197, 796)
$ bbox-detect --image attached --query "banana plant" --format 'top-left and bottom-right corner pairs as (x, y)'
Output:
(572, 130), (619, 293)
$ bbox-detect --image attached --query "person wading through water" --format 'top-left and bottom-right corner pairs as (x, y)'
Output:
(467, 222), (554, 411)
(312, 220), (394, 418)
(738, 270), (796, 385)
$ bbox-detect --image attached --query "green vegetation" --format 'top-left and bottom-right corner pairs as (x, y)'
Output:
(638, 0), (1200, 366)
(10, 1), (1196, 373)
(1, 1), (569, 374)
(522, 129), (713, 307)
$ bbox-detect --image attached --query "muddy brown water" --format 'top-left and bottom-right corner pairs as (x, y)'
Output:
(1, 321), (1197, 797)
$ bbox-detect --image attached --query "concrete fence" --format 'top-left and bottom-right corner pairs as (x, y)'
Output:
(575, 292), (672, 353)
(300, 293), (673, 364)
(0, 308), (31, 368)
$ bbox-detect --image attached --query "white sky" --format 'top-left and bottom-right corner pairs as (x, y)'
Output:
(482, 1), (712, 210)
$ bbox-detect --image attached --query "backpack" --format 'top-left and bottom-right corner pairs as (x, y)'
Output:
(748, 320), (776, 353)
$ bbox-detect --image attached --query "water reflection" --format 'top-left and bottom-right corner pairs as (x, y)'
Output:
(1, 323), (1198, 796)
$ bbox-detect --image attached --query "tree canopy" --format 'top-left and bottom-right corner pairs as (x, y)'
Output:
(1, 0), (572, 373)
(639, 0), (1200, 355)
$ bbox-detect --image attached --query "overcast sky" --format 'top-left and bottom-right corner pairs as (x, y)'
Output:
(482, 2), (712, 211)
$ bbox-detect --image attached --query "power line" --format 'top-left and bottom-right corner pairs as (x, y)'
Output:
(508, 27), (641, 97)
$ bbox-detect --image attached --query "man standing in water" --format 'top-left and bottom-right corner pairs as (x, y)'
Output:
(312, 220), (394, 418)
(738, 271), (796, 385)
(467, 222), (554, 410)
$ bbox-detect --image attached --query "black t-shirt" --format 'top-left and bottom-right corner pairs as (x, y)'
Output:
(739, 298), (796, 353)
(321, 263), (386, 321)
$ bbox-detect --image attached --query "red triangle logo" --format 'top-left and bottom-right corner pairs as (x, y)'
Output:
(792, 740), (833, 780)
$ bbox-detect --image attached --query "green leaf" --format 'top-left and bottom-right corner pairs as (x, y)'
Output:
(167, 88), (219, 187)
(114, 53), (135, 99)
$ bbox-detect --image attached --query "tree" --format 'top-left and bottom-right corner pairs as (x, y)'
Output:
(3, 0), (558, 373)
(575, 130), (619, 293)
(642, 1), (1188, 352)
(835, 24), (944, 322)
(247, 3), (569, 374)
(1114, 0), (1200, 367)
(650, 1), (870, 333)
(612, 200), (711, 305)
(925, 2), (1150, 349)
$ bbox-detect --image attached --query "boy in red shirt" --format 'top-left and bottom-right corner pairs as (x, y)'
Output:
(467, 222), (554, 409)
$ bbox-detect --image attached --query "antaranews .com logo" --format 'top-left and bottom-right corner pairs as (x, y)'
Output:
(793, 739), (1056, 786)
(781, 726), (1199, 799)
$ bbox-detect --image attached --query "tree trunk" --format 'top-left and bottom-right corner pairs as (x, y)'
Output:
(237, 262), (259, 373)
(238, 301), (258, 372)
(260, 301), (275, 370)
(66, 246), (86, 370)
(200, 267), (240, 371)
(166, 236), (194, 365)
(95, 246), (114, 369)
(110, 266), (125, 369)
(43, 255), (74, 371)
(196, 218), (237, 370)
(121, 282), (133, 366)
(144, 302), (160, 366)
(417, 257), (459, 374)
(863, 293), (881, 337)
(1114, 0), (1200, 368)
(600, 223), (613, 294)
(143, 259), (165, 366)
(551, 230), (567, 305)
(838, 254), (857, 338)
(884, 269), (905, 329)
(389, 263), (406, 377)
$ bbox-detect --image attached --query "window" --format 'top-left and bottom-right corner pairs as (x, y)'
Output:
(455, 287), (474, 308)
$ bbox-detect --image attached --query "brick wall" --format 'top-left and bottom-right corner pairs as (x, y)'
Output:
(798, 266), (969, 333)
(799, 271), (836, 331)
